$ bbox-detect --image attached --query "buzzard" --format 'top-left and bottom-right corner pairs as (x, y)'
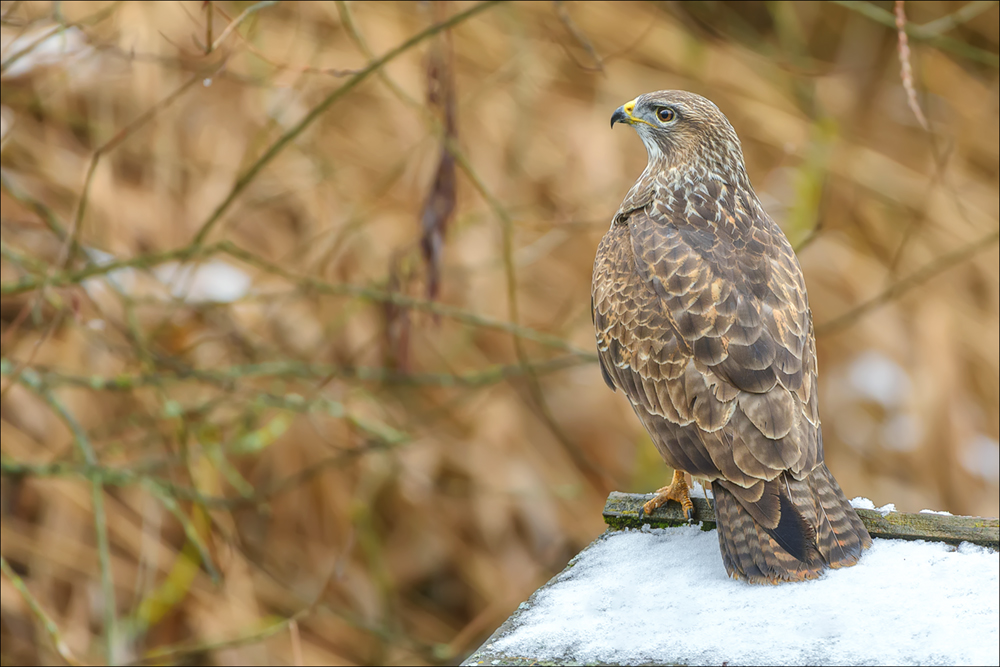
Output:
(592, 91), (871, 583)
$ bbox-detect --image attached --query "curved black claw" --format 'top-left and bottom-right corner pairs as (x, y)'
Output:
(686, 506), (696, 523)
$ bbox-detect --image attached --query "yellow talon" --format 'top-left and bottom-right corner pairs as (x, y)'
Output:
(641, 469), (695, 521)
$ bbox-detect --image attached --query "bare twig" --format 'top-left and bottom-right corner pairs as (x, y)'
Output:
(817, 227), (1000, 336)
(15, 372), (118, 663)
(289, 619), (303, 667)
(336, 1), (614, 489)
(218, 242), (594, 356)
(553, 0), (604, 72)
(1, 355), (592, 393)
(1, 245), (223, 297)
(0, 23), (62, 75)
(210, 0), (277, 52)
(68, 59), (228, 273)
(0, 170), (77, 253)
(132, 609), (310, 665)
(894, 1), (928, 131)
(0, 239), (594, 357)
(831, 0), (999, 67)
(0, 556), (83, 666)
(920, 1), (997, 35)
(204, 1), (213, 54)
(190, 0), (503, 247)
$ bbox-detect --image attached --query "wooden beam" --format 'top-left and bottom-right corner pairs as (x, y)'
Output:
(603, 491), (999, 549)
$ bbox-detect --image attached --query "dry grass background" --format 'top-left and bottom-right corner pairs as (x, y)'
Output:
(0, 1), (997, 664)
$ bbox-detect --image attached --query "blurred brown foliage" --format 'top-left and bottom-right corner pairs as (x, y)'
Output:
(1, 1), (997, 664)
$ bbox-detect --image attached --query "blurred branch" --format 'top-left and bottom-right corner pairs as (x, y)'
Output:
(204, 1), (212, 54)
(442, 133), (615, 489)
(817, 227), (1000, 336)
(0, 23), (62, 75)
(0, 238), (48, 274)
(217, 242), (594, 356)
(1, 2), (26, 24)
(70, 60), (229, 272)
(213, 3), (361, 77)
(553, 0), (604, 72)
(0, 557), (83, 666)
(894, 1), (928, 131)
(146, 484), (221, 583)
(335, 1), (418, 104)
(0, 2), (122, 74)
(133, 609), (310, 665)
(831, 1), (1000, 67)
(336, 0), (612, 489)
(2, 356), (592, 392)
(920, 1), (998, 35)
(209, 0), (277, 52)
(190, 0), (503, 247)
(0, 242), (227, 296)
(1, 170), (79, 256)
(2, 441), (392, 510)
(10, 366), (118, 663)
(1, 238), (595, 355)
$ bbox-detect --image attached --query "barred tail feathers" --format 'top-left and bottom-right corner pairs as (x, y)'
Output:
(713, 467), (871, 583)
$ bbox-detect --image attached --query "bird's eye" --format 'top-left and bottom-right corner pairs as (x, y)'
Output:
(656, 107), (676, 123)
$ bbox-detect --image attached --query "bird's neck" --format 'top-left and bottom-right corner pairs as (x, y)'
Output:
(613, 152), (761, 227)
(613, 158), (661, 224)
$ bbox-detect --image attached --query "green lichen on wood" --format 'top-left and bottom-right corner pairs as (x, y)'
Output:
(603, 493), (717, 530)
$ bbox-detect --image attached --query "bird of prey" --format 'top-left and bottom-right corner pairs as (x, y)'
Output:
(592, 90), (871, 583)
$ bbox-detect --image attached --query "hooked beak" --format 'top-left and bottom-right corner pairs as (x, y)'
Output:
(610, 99), (638, 128)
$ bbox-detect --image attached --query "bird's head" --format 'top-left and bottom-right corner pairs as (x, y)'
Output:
(611, 90), (747, 183)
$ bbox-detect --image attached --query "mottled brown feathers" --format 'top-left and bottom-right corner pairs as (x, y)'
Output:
(594, 90), (871, 583)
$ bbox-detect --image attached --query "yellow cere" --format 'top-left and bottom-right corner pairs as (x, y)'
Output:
(623, 98), (656, 129)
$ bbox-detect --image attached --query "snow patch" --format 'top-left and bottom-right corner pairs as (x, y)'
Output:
(961, 434), (1000, 483)
(153, 260), (252, 304)
(849, 496), (875, 510)
(1, 25), (94, 79)
(847, 350), (910, 408)
(876, 502), (897, 517)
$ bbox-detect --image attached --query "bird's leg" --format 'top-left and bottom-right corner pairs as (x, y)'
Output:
(641, 469), (695, 522)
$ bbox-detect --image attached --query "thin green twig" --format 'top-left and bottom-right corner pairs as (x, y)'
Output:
(2, 441), (390, 510)
(69, 62), (228, 273)
(0, 556), (82, 665)
(145, 484), (221, 583)
(217, 242), (593, 356)
(0, 242), (227, 296)
(190, 0), (503, 247)
(132, 609), (310, 665)
(209, 0), (276, 52)
(918, 1), (997, 35)
(831, 1), (999, 67)
(1, 356), (593, 394)
(0, 170), (78, 254)
(817, 227), (1000, 336)
(13, 369), (118, 663)
(337, 0), (611, 488)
